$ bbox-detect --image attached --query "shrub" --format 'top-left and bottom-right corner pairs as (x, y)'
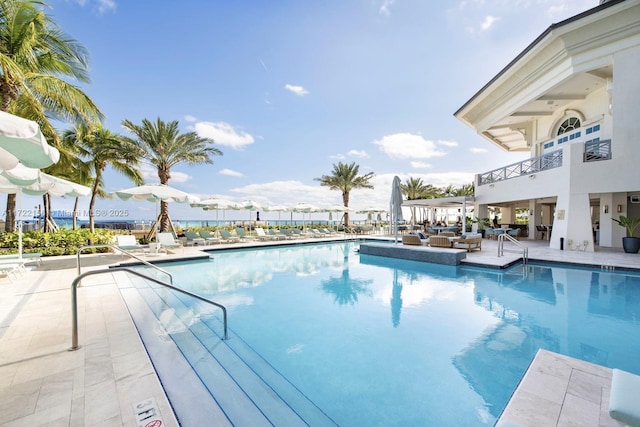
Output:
(0, 229), (116, 256)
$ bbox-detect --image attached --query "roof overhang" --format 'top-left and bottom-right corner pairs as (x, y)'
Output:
(454, 0), (629, 152)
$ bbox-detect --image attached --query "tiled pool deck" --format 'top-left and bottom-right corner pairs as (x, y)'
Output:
(0, 235), (637, 426)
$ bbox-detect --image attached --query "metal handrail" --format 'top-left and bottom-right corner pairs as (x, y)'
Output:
(497, 233), (529, 264)
(70, 267), (228, 350)
(76, 244), (173, 284)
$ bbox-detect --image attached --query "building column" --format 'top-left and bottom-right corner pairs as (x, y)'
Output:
(551, 192), (594, 252)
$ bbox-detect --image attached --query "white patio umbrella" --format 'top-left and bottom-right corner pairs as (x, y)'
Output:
(0, 171), (90, 257)
(113, 183), (199, 236)
(357, 207), (387, 224)
(390, 176), (404, 244)
(265, 205), (290, 225)
(0, 111), (61, 258)
(191, 197), (239, 228)
(293, 202), (316, 230)
(240, 199), (263, 225)
(322, 204), (352, 231)
(0, 110), (60, 170)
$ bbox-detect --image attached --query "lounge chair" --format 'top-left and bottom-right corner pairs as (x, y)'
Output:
(157, 232), (183, 251)
(219, 229), (240, 243)
(507, 228), (521, 240)
(318, 228), (336, 236)
(307, 229), (324, 238)
(402, 235), (426, 246)
(0, 263), (24, 282)
(291, 228), (312, 238)
(428, 235), (453, 248)
(267, 228), (287, 240)
(199, 230), (221, 244)
(235, 227), (255, 241)
(278, 229), (299, 239)
(255, 227), (277, 241)
(453, 233), (482, 252)
(0, 252), (43, 266)
(115, 235), (147, 253)
(184, 230), (206, 246)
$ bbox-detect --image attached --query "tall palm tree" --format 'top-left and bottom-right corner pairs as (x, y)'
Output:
(0, 0), (102, 231)
(121, 118), (222, 232)
(62, 126), (144, 232)
(315, 162), (374, 227)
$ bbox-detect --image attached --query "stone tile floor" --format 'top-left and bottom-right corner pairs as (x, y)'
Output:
(0, 236), (637, 426)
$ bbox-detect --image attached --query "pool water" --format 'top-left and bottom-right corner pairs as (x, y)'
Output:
(135, 241), (640, 426)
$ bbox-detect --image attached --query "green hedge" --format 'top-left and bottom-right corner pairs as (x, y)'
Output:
(0, 229), (116, 256)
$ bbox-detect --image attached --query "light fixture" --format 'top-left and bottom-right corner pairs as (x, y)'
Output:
(617, 204), (622, 213)
(489, 184), (495, 188)
(603, 205), (609, 214)
(529, 209), (534, 216)
(529, 174), (536, 179)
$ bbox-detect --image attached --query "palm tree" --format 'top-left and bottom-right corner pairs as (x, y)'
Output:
(0, 0), (102, 231)
(62, 126), (144, 232)
(315, 162), (374, 227)
(401, 177), (429, 224)
(121, 118), (222, 232)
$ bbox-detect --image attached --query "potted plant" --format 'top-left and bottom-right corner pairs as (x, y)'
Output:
(612, 216), (640, 253)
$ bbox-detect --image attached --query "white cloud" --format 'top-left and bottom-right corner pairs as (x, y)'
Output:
(184, 115), (197, 122)
(372, 133), (447, 159)
(284, 84), (309, 96)
(379, 0), (396, 16)
(480, 15), (500, 31)
(219, 169), (244, 177)
(194, 121), (255, 150)
(438, 140), (459, 147)
(410, 161), (432, 169)
(347, 150), (368, 158)
(470, 147), (488, 153)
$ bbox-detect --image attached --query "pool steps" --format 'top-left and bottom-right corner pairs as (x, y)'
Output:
(124, 273), (338, 426)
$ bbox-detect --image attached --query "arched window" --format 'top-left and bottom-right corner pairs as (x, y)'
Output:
(557, 117), (581, 135)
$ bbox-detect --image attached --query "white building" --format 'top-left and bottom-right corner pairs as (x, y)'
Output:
(455, 0), (640, 252)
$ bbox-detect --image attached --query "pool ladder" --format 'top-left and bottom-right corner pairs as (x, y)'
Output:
(497, 233), (529, 264)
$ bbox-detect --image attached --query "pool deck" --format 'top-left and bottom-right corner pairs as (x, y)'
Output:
(0, 235), (638, 426)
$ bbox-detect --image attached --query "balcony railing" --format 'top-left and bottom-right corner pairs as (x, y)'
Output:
(584, 139), (611, 162)
(479, 149), (563, 186)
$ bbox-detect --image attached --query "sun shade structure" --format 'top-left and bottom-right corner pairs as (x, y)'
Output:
(0, 111), (60, 170)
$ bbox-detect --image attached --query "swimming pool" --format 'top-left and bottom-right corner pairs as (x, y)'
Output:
(129, 241), (640, 426)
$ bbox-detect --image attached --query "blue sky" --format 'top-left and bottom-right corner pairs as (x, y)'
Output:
(6, 0), (599, 223)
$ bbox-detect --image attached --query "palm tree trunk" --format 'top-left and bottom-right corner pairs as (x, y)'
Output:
(160, 200), (170, 232)
(342, 192), (350, 227)
(4, 194), (16, 232)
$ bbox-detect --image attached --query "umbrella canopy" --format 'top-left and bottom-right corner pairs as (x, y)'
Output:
(265, 205), (290, 224)
(114, 183), (199, 203)
(0, 172), (91, 198)
(390, 176), (404, 243)
(0, 110), (60, 170)
(191, 198), (239, 210)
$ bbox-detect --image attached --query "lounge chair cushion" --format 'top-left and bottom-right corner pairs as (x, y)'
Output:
(609, 369), (640, 426)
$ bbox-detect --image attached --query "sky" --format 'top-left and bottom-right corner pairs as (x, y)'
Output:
(4, 0), (600, 223)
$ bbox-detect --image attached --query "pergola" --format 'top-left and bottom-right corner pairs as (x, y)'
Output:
(402, 196), (475, 232)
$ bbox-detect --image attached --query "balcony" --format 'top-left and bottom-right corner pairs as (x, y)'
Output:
(479, 150), (563, 186)
(478, 138), (612, 186)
